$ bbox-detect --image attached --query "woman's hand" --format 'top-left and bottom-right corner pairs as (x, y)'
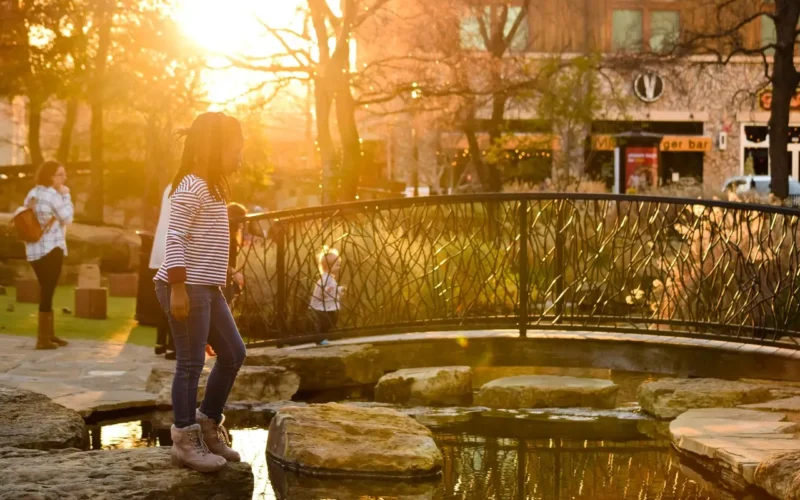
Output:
(57, 185), (70, 196)
(205, 344), (216, 357)
(170, 283), (190, 321)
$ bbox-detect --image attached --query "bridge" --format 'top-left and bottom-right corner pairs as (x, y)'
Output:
(233, 193), (800, 353)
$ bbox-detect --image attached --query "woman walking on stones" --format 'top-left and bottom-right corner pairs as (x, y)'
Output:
(154, 112), (247, 473)
(23, 161), (74, 350)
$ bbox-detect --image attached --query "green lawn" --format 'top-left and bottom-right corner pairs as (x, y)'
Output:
(0, 286), (156, 346)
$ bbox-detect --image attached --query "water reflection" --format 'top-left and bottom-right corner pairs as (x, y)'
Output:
(93, 418), (745, 500)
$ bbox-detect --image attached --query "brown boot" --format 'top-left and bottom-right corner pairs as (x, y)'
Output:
(42, 311), (68, 346)
(35, 312), (58, 350)
(196, 410), (240, 462)
(170, 424), (227, 472)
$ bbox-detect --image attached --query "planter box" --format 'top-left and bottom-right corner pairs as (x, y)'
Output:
(75, 288), (107, 319)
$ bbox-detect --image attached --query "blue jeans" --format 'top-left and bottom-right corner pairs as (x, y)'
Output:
(155, 282), (247, 428)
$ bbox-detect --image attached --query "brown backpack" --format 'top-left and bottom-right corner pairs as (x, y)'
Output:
(11, 198), (56, 243)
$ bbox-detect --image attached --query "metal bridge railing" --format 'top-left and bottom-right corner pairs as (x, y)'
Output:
(232, 193), (800, 348)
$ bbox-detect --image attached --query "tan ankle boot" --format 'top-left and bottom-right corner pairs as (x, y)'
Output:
(196, 410), (241, 462)
(35, 312), (58, 350)
(41, 312), (68, 346)
(170, 424), (227, 472)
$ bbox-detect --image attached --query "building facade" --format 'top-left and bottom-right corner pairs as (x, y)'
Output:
(360, 0), (790, 195)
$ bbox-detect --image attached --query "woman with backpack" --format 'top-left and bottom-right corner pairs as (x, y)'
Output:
(22, 161), (74, 350)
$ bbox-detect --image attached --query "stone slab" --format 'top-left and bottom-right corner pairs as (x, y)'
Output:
(670, 418), (797, 440)
(0, 446), (253, 500)
(246, 345), (382, 392)
(52, 390), (156, 418)
(475, 375), (619, 409)
(0, 385), (85, 450)
(374, 366), (473, 406)
(741, 396), (800, 412)
(638, 378), (773, 419)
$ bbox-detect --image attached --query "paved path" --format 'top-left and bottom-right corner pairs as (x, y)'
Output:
(0, 334), (176, 417)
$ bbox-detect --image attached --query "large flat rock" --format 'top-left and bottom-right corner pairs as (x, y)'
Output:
(0, 385), (85, 450)
(474, 375), (619, 409)
(638, 378), (772, 419)
(0, 446), (253, 500)
(374, 366), (473, 406)
(245, 345), (383, 391)
(146, 364), (299, 407)
(267, 403), (442, 478)
(755, 451), (800, 500)
(671, 408), (800, 489)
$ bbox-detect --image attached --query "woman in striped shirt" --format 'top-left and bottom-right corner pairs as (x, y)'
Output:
(154, 112), (246, 473)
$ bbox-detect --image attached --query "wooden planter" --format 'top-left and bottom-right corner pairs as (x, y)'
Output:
(75, 288), (108, 319)
(15, 278), (40, 304)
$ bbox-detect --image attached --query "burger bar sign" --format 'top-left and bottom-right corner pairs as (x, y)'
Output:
(633, 72), (665, 103)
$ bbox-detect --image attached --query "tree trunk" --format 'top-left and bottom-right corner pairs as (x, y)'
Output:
(315, 79), (337, 203)
(89, 0), (111, 222)
(464, 109), (490, 190)
(486, 91), (508, 192)
(308, 0), (338, 203)
(27, 94), (43, 166)
(56, 99), (78, 163)
(769, 2), (800, 199)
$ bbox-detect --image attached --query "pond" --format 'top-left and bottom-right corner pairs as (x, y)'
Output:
(84, 367), (774, 499)
(87, 408), (761, 500)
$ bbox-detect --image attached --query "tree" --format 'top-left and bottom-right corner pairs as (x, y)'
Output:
(680, 0), (800, 199)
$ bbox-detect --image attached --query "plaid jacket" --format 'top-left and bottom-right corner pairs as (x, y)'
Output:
(23, 185), (74, 262)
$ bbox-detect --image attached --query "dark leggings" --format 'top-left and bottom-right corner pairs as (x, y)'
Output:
(30, 248), (64, 313)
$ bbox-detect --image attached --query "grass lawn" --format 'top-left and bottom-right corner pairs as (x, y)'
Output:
(0, 286), (156, 346)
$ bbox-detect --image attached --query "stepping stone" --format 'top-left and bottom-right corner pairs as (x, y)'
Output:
(267, 403), (442, 478)
(246, 345), (382, 391)
(0, 447), (253, 500)
(670, 408), (800, 488)
(474, 375), (619, 410)
(637, 378), (772, 419)
(375, 366), (473, 406)
(147, 365), (299, 408)
(0, 385), (85, 450)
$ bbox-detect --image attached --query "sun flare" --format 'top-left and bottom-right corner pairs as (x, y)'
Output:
(173, 0), (306, 107)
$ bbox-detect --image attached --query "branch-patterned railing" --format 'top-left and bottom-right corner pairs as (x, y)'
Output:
(233, 194), (800, 348)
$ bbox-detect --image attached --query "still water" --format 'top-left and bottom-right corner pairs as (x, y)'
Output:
(89, 413), (746, 500)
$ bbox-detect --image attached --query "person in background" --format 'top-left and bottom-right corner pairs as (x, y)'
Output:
(204, 202), (248, 359)
(154, 112), (247, 473)
(24, 161), (74, 350)
(150, 184), (175, 359)
(309, 247), (345, 344)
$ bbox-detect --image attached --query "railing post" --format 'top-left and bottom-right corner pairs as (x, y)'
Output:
(554, 200), (565, 322)
(519, 200), (529, 338)
(275, 223), (287, 336)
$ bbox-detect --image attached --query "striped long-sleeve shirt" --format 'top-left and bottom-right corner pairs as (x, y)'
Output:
(154, 174), (229, 286)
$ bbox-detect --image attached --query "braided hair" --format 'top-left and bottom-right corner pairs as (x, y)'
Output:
(171, 112), (243, 201)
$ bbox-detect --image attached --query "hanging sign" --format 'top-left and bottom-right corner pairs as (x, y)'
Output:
(758, 89), (800, 111)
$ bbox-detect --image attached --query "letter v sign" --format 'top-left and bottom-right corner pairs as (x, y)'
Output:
(634, 73), (664, 103)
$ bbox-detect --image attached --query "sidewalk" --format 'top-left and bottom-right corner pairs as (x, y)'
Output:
(0, 334), (174, 417)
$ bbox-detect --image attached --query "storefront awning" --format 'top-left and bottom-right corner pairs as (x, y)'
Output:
(591, 134), (712, 153)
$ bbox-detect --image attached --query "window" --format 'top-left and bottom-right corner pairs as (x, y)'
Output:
(612, 10), (643, 52)
(761, 15), (777, 55)
(650, 11), (680, 52)
(460, 7), (491, 51)
(459, 4), (528, 52)
(611, 7), (680, 53)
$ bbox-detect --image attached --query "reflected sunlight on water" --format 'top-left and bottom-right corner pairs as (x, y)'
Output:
(230, 429), (274, 500)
